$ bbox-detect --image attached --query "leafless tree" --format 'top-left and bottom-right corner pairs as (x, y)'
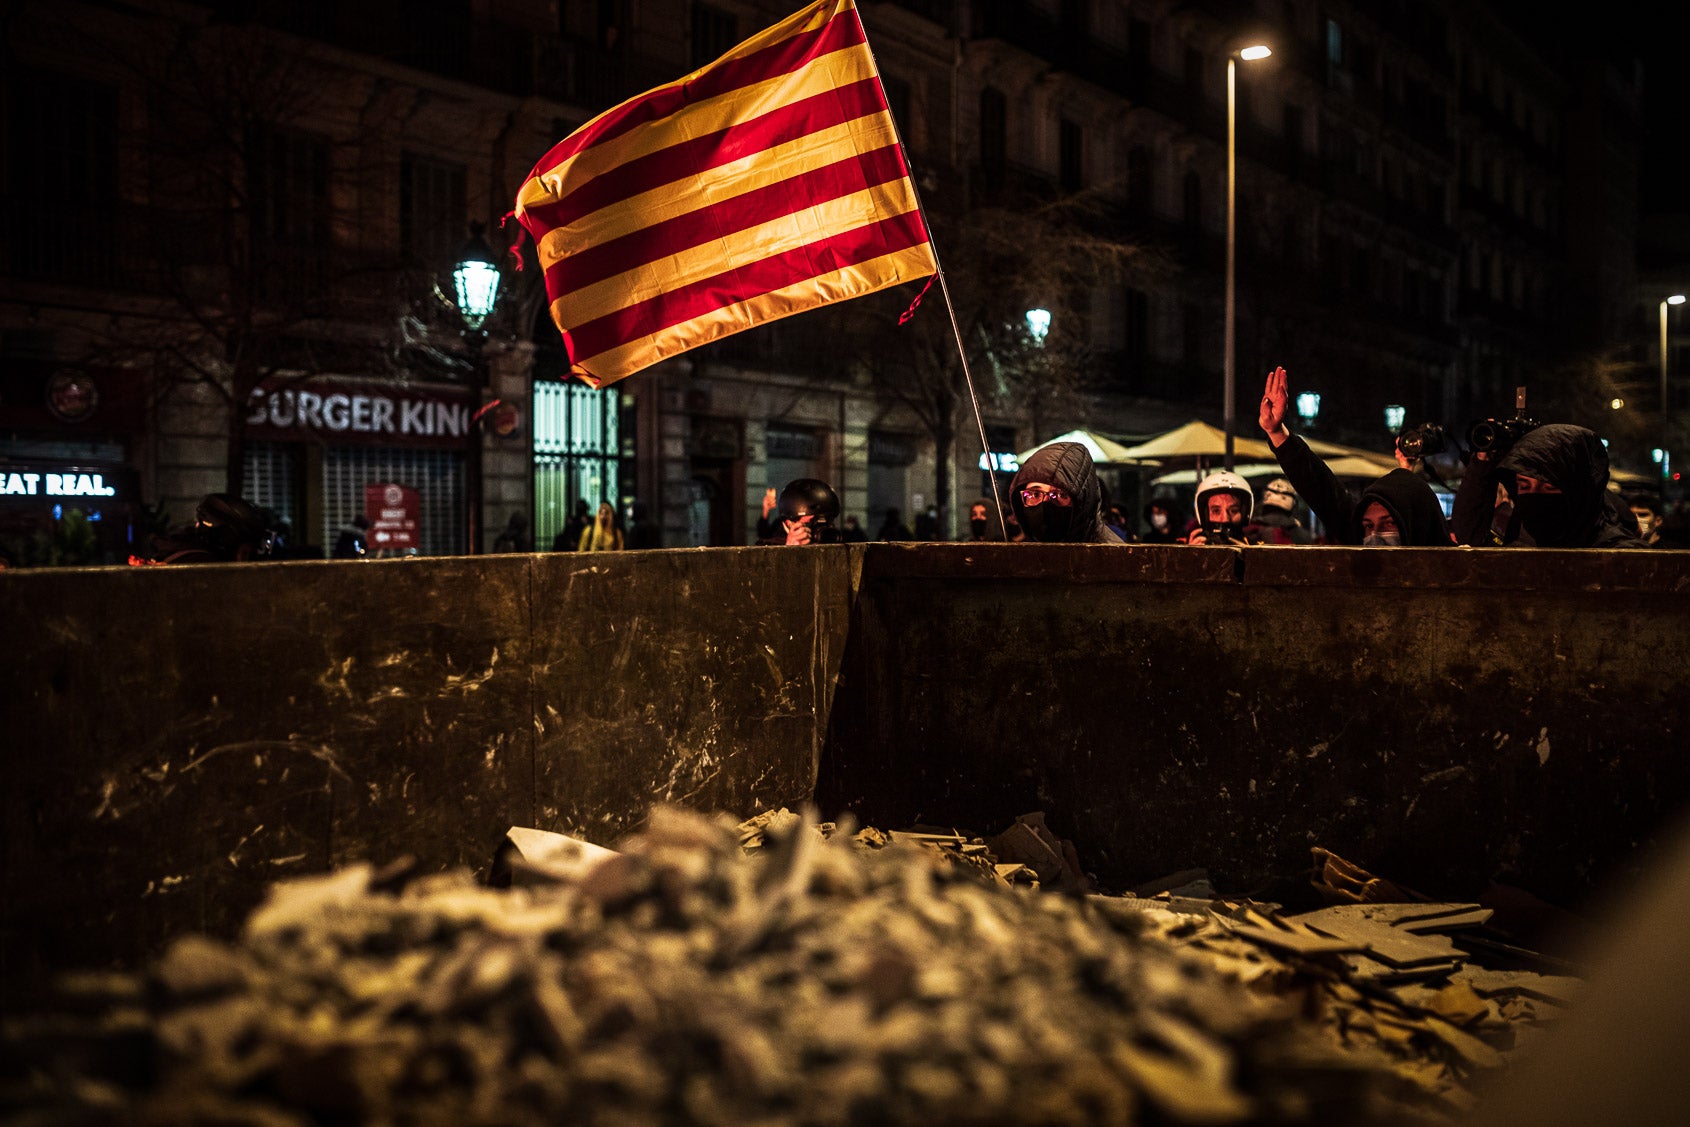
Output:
(837, 187), (1172, 529)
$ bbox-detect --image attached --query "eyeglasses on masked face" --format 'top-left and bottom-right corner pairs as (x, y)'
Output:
(1019, 486), (1072, 507)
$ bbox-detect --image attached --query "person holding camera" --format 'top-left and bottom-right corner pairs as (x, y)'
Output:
(1185, 471), (1261, 545)
(768, 478), (842, 545)
(1453, 424), (1645, 549)
(1258, 366), (1453, 547)
(1007, 442), (1124, 544)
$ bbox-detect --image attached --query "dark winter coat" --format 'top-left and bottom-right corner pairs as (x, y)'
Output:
(1272, 433), (1451, 545)
(1495, 425), (1646, 549)
(1008, 442), (1124, 544)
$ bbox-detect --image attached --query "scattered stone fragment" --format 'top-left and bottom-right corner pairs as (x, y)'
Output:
(0, 807), (1582, 1127)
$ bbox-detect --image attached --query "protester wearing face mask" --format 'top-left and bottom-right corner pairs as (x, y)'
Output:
(1258, 365), (1454, 547)
(1497, 426), (1644, 549)
(1627, 494), (1662, 546)
(1007, 442), (1124, 544)
(1139, 498), (1180, 544)
(959, 497), (1006, 542)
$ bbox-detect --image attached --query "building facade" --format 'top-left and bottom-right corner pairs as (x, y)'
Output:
(0, 0), (1654, 565)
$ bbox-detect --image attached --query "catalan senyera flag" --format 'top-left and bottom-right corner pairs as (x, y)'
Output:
(514, 0), (937, 388)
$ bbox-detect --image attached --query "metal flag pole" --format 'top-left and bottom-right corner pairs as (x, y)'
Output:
(853, 3), (1009, 541)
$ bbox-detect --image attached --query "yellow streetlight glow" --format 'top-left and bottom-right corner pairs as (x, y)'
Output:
(1665, 295), (1688, 418)
(1223, 43), (1272, 469)
(1611, 398), (1625, 410)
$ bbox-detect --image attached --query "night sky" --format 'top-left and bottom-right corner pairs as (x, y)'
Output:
(1492, 1), (1688, 218)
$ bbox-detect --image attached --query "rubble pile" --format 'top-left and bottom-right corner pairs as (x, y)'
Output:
(2, 806), (1574, 1126)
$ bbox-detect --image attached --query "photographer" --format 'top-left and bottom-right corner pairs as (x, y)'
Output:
(1454, 425), (1645, 549)
(1186, 471), (1261, 545)
(1258, 366), (1453, 547)
(770, 478), (841, 546)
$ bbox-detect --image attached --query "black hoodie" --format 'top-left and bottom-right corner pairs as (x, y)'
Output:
(1272, 433), (1452, 545)
(1009, 442), (1124, 544)
(1496, 425), (1646, 549)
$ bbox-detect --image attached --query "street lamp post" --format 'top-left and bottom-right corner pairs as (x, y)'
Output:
(1661, 293), (1685, 417)
(1225, 44), (1271, 471)
(449, 222), (503, 554)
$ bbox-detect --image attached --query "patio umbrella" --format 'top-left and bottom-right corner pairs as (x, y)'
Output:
(1149, 462), (1282, 486)
(1016, 428), (1142, 465)
(1115, 420), (1277, 464)
(1300, 435), (1399, 471)
(1150, 455), (1405, 486)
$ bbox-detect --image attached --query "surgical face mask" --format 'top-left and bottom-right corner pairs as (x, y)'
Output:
(1362, 532), (1403, 547)
(1150, 513), (1168, 530)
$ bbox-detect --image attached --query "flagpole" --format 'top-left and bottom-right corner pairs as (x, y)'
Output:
(851, 4), (1008, 541)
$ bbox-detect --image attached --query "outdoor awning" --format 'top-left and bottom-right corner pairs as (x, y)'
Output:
(1115, 420), (1277, 464)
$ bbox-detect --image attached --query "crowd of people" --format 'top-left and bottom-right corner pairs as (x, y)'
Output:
(766, 365), (1687, 553)
(117, 363), (1686, 566)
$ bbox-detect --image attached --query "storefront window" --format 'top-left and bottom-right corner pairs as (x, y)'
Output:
(533, 379), (621, 550)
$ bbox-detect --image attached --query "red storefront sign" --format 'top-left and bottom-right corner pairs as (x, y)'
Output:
(365, 483), (420, 552)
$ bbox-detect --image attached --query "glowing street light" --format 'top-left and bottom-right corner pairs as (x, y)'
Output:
(1662, 294), (1686, 416)
(1025, 308), (1051, 346)
(1224, 42), (1271, 470)
(1384, 404), (1406, 433)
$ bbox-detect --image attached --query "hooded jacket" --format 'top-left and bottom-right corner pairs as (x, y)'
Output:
(1272, 433), (1451, 545)
(1496, 425), (1646, 548)
(1359, 469), (1453, 546)
(1009, 442), (1124, 544)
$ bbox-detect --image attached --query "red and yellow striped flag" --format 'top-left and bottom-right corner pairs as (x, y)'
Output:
(513, 0), (937, 388)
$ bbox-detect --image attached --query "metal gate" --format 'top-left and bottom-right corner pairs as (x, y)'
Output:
(323, 445), (464, 556)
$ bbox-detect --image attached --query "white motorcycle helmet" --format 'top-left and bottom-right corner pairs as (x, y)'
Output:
(1194, 470), (1255, 522)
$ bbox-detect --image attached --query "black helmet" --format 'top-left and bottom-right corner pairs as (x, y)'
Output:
(193, 493), (271, 559)
(778, 478), (840, 542)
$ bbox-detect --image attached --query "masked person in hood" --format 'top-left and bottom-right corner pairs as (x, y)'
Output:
(1259, 365), (1453, 546)
(1008, 442), (1124, 543)
(1480, 425), (1645, 548)
(1187, 470), (1259, 545)
(959, 497), (1006, 542)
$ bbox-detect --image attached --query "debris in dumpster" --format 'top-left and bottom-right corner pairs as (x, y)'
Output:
(0, 806), (1585, 1127)
(1312, 846), (1430, 904)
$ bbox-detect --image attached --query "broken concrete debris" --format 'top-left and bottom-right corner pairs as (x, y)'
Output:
(0, 808), (1578, 1126)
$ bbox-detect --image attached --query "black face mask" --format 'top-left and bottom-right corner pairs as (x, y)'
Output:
(1020, 503), (1075, 542)
(970, 518), (988, 537)
(1513, 494), (1578, 546)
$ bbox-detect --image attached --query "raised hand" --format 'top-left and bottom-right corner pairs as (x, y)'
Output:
(1259, 366), (1290, 444)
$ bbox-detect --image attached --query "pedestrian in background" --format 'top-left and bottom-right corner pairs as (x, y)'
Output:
(553, 499), (591, 551)
(876, 507), (913, 541)
(493, 512), (531, 552)
(626, 501), (661, 549)
(578, 502), (624, 552)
